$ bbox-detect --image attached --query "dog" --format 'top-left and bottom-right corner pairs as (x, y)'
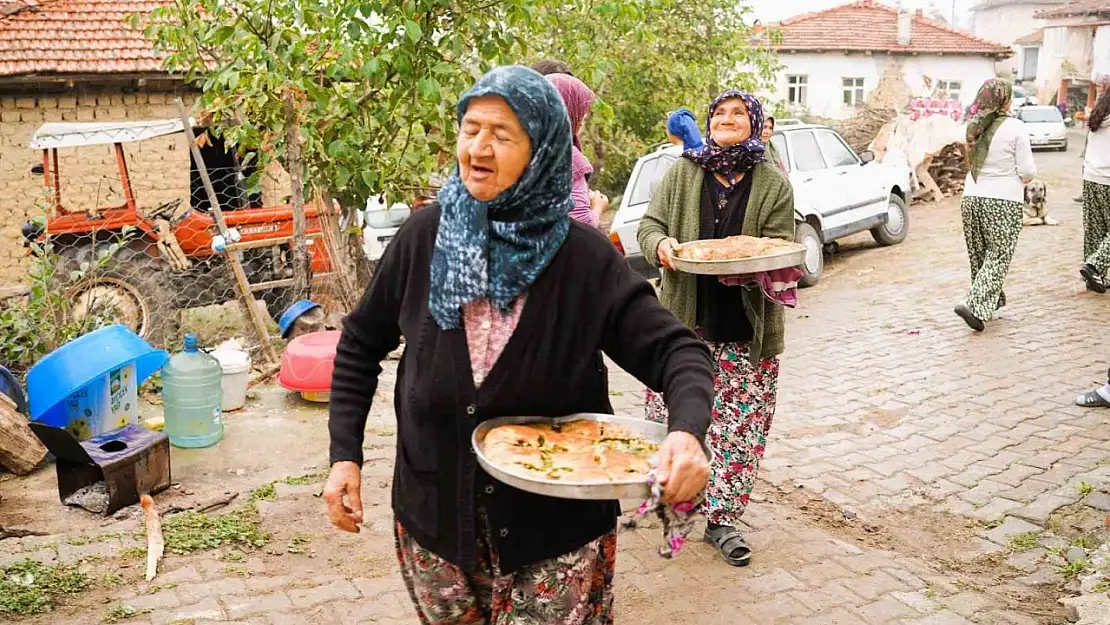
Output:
(1023, 180), (1058, 226)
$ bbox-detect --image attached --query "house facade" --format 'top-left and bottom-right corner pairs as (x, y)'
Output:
(771, 1), (1011, 120)
(1032, 0), (1110, 111)
(0, 0), (196, 285)
(969, 0), (1068, 79)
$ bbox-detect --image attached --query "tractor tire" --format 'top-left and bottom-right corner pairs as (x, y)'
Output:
(62, 243), (181, 349)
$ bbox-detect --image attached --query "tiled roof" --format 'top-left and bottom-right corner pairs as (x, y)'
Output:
(776, 0), (1012, 57)
(1035, 0), (1110, 18)
(1014, 29), (1045, 44)
(971, 0), (1069, 9)
(0, 0), (170, 77)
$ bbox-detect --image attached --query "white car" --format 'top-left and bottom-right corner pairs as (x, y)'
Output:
(1017, 105), (1068, 151)
(1011, 85), (1037, 112)
(361, 195), (411, 263)
(609, 122), (913, 286)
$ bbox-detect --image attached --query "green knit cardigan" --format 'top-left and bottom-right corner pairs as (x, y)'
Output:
(637, 159), (795, 364)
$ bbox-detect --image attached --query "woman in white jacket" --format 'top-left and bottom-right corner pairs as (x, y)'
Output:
(955, 79), (1037, 332)
(1080, 86), (1110, 293)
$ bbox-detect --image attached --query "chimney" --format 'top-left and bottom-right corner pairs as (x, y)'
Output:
(897, 8), (913, 46)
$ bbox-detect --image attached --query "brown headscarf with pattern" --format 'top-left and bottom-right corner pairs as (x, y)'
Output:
(965, 79), (1013, 182)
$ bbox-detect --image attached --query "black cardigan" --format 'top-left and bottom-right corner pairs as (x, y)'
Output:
(328, 204), (713, 573)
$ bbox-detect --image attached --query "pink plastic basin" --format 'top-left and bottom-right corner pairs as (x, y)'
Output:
(278, 331), (341, 393)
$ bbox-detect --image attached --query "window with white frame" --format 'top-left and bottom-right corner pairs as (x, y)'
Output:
(1053, 28), (1067, 58)
(842, 77), (865, 106)
(787, 75), (808, 106)
(937, 79), (962, 101)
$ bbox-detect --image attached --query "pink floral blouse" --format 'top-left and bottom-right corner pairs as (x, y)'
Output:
(462, 296), (526, 387)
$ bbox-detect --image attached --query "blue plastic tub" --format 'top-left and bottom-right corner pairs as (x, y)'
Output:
(27, 324), (168, 431)
(278, 300), (321, 339)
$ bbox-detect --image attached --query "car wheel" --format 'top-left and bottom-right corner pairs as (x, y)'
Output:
(795, 222), (823, 287)
(1059, 141), (1069, 152)
(871, 194), (909, 246)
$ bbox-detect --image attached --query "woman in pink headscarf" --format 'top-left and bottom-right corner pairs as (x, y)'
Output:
(545, 73), (608, 228)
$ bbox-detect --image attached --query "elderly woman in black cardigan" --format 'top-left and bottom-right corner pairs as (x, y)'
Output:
(324, 66), (712, 624)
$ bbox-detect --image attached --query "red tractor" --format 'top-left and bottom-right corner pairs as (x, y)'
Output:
(21, 119), (336, 346)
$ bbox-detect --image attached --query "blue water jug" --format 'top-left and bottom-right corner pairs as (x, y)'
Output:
(162, 334), (224, 448)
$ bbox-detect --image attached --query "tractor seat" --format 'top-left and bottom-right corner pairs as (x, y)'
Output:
(21, 221), (43, 247)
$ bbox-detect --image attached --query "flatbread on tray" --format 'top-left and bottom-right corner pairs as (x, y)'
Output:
(676, 235), (799, 262)
(481, 419), (659, 483)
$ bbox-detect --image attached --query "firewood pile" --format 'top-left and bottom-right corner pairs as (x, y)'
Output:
(926, 143), (968, 198)
(827, 107), (898, 154)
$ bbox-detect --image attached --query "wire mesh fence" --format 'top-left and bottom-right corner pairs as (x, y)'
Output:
(0, 163), (375, 380)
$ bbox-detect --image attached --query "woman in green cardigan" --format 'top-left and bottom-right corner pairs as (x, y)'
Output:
(637, 90), (794, 567)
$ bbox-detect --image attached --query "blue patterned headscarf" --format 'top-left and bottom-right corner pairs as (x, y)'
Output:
(429, 66), (573, 330)
(682, 90), (766, 183)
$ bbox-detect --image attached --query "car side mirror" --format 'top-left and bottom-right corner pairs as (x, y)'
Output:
(859, 150), (875, 164)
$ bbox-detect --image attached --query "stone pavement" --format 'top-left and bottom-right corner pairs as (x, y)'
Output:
(4, 139), (1108, 624)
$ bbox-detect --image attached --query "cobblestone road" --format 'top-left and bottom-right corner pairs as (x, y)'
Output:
(4, 137), (1108, 624)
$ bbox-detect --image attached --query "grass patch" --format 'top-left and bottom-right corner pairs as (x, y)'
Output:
(286, 534), (312, 555)
(66, 536), (92, 546)
(1008, 532), (1041, 552)
(1078, 481), (1096, 497)
(120, 547), (147, 561)
(1060, 560), (1089, 577)
(100, 573), (124, 589)
(982, 519), (1004, 530)
(162, 508), (268, 555)
(1092, 579), (1110, 594)
(249, 482), (276, 502)
(102, 604), (150, 623)
(220, 551), (246, 563)
(283, 473), (323, 486)
(0, 559), (91, 616)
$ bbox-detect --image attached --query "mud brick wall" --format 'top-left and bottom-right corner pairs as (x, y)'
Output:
(0, 89), (195, 285)
(0, 88), (293, 288)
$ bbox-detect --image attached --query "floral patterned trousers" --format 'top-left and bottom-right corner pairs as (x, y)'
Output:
(1083, 180), (1110, 276)
(645, 341), (780, 527)
(961, 195), (1023, 321)
(395, 517), (616, 625)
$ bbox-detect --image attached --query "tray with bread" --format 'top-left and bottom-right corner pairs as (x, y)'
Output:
(671, 235), (806, 276)
(472, 414), (673, 500)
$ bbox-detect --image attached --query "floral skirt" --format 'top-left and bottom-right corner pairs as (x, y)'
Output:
(395, 517), (616, 625)
(645, 340), (780, 527)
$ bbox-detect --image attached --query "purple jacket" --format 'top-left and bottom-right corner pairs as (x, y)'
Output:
(569, 146), (598, 228)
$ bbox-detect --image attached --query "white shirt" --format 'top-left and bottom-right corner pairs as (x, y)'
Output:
(1083, 125), (1110, 185)
(963, 117), (1037, 203)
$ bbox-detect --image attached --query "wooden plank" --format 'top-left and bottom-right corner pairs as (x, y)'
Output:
(174, 99), (278, 366)
(222, 232), (321, 253)
(249, 273), (336, 293)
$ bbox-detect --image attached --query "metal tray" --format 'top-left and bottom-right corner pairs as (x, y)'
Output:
(473, 414), (668, 501)
(672, 243), (806, 276)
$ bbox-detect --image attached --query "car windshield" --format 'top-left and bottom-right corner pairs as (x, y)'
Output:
(1020, 108), (1063, 123)
(627, 154), (677, 205)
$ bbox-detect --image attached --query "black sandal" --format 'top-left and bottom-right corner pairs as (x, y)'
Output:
(1081, 265), (1106, 294)
(954, 304), (984, 332)
(1076, 389), (1110, 408)
(704, 525), (752, 567)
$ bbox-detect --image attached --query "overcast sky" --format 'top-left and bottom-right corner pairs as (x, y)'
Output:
(745, 0), (979, 29)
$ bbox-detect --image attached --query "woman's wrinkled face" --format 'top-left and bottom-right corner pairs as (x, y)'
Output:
(457, 95), (532, 201)
(710, 97), (752, 148)
(760, 119), (774, 143)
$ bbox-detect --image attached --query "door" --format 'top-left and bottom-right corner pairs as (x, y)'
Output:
(813, 129), (887, 236)
(1023, 47), (1039, 81)
(785, 130), (843, 224)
